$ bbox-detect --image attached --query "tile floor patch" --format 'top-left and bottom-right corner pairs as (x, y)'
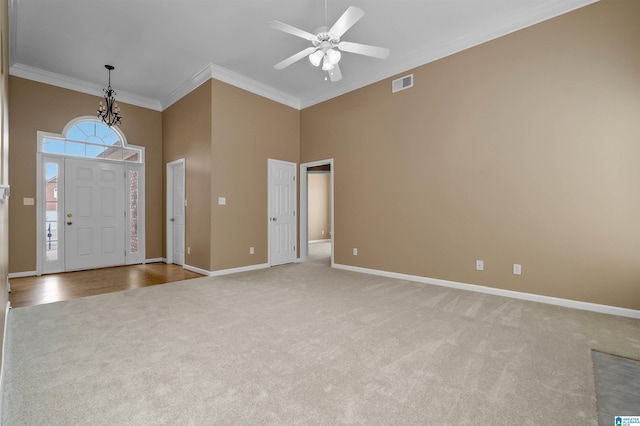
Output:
(592, 350), (640, 426)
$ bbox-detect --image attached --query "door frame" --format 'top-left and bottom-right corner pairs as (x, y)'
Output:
(166, 158), (185, 265)
(36, 155), (146, 275)
(35, 119), (145, 275)
(300, 159), (334, 266)
(267, 158), (297, 266)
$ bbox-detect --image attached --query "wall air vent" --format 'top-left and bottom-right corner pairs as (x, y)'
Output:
(392, 74), (413, 93)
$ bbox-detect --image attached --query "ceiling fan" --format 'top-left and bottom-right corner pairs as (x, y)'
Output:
(270, 5), (390, 82)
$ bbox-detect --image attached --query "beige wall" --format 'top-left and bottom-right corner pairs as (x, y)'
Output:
(301, 0), (640, 310)
(0, 0), (9, 373)
(210, 79), (299, 270)
(8, 77), (163, 273)
(309, 173), (330, 241)
(161, 79), (300, 272)
(4, 0), (638, 312)
(162, 80), (213, 271)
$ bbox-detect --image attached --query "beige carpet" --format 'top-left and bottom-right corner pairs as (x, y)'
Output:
(3, 244), (639, 425)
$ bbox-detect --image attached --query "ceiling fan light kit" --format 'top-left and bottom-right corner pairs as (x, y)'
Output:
(326, 49), (341, 65)
(309, 49), (324, 67)
(270, 5), (389, 82)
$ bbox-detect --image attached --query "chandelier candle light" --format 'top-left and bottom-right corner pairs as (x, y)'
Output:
(97, 65), (122, 127)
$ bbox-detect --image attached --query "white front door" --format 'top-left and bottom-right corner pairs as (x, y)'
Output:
(169, 161), (185, 265)
(268, 159), (297, 266)
(65, 158), (126, 271)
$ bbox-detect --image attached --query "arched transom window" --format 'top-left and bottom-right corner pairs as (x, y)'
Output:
(41, 118), (142, 163)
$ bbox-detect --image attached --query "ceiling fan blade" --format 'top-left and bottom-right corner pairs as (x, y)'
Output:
(274, 47), (318, 70)
(269, 21), (318, 41)
(328, 64), (342, 82)
(329, 6), (364, 38)
(338, 41), (390, 59)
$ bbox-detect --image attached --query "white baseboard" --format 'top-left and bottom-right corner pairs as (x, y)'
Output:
(183, 262), (271, 277)
(7, 271), (36, 279)
(183, 264), (211, 276)
(144, 258), (166, 264)
(0, 300), (11, 422)
(333, 263), (640, 320)
(309, 239), (331, 243)
(208, 263), (271, 277)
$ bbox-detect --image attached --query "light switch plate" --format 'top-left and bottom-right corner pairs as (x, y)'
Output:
(23, 197), (34, 206)
(218, 197), (226, 205)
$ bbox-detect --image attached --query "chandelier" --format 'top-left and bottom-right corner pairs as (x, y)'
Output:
(97, 65), (122, 127)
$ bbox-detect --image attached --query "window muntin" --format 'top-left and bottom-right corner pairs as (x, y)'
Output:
(42, 120), (141, 163)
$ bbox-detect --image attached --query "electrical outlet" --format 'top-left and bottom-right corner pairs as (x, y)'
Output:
(476, 260), (484, 271)
(321, 230), (325, 235)
(353, 248), (358, 256)
(513, 264), (521, 275)
(249, 247), (254, 254)
(187, 247), (191, 255)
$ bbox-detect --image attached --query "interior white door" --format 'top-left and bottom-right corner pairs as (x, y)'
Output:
(65, 158), (125, 270)
(171, 161), (185, 265)
(268, 159), (297, 266)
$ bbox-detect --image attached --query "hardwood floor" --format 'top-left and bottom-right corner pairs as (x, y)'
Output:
(9, 263), (204, 308)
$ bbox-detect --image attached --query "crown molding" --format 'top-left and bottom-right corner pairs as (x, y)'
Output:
(9, 63), (163, 111)
(161, 63), (301, 110)
(208, 64), (301, 110)
(160, 65), (214, 110)
(8, 0), (596, 112)
(300, 0), (599, 108)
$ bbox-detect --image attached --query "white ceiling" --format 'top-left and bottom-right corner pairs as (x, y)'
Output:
(9, 0), (597, 111)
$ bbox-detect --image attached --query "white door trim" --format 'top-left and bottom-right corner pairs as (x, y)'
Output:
(267, 158), (297, 266)
(166, 158), (185, 265)
(300, 159), (334, 266)
(36, 155), (146, 275)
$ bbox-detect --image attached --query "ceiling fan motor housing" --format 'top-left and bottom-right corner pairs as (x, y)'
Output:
(312, 31), (340, 48)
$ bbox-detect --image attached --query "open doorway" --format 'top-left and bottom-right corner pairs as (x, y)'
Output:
(300, 159), (334, 266)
